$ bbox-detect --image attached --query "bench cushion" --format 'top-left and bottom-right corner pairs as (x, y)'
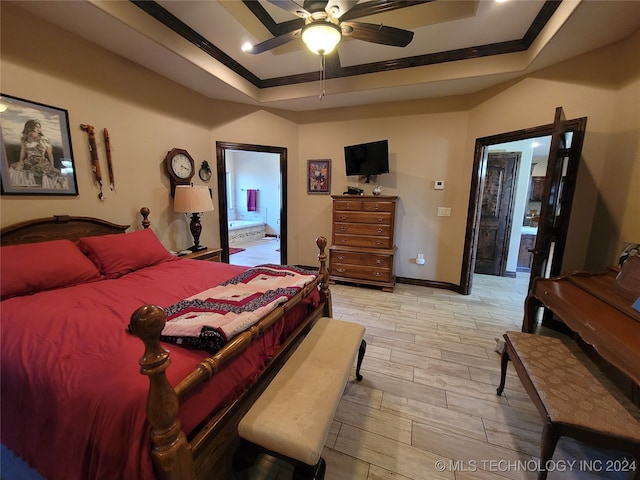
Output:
(238, 317), (365, 466)
(505, 332), (640, 442)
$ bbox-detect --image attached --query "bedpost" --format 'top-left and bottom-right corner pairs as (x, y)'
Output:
(316, 236), (332, 318)
(129, 304), (196, 480)
(140, 207), (151, 229)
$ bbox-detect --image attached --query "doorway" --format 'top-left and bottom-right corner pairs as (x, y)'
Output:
(216, 141), (288, 265)
(460, 107), (587, 295)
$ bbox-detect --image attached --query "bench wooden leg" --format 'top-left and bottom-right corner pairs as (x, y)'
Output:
(496, 347), (510, 395)
(538, 419), (560, 480)
(292, 457), (326, 480)
(356, 339), (366, 381)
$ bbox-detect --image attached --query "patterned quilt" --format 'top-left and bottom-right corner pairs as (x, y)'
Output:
(161, 264), (318, 353)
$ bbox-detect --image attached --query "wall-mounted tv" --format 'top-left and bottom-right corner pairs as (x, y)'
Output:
(344, 139), (389, 183)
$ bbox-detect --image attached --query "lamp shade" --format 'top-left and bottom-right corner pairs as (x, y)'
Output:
(302, 22), (341, 55)
(174, 185), (214, 213)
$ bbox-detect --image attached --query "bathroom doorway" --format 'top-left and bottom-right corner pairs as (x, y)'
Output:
(216, 141), (287, 265)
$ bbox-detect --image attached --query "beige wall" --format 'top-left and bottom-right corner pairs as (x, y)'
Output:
(597, 34), (640, 269)
(296, 30), (640, 278)
(298, 111), (471, 284)
(2, 3), (638, 287)
(0, 3), (299, 255)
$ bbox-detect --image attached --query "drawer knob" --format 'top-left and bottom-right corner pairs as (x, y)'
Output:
(377, 228), (383, 233)
(341, 215), (348, 221)
(341, 239), (347, 243)
(374, 272), (382, 277)
(375, 240), (383, 245)
(340, 226), (347, 232)
(337, 268), (346, 273)
(377, 217), (384, 222)
(375, 259), (381, 264)
(338, 256), (345, 261)
(374, 204), (380, 210)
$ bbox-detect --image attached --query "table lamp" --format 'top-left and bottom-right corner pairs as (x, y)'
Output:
(174, 184), (214, 252)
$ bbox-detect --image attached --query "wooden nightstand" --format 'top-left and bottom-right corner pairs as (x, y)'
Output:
(181, 248), (222, 262)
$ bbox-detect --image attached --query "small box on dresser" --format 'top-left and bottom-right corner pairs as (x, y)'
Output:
(329, 195), (398, 292)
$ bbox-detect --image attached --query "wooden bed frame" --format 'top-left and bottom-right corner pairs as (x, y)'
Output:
(1, 207), (333, 480)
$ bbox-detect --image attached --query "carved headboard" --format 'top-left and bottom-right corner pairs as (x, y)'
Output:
(1, 215), (130, 246)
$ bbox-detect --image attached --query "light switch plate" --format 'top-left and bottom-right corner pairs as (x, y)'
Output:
(438, 207), (451, 216)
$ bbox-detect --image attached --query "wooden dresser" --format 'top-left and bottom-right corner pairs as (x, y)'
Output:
(329, 195), (398, 292)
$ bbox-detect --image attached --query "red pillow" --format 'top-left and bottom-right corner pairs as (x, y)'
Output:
(1, 239), (102, 299)
(77, 228), (175, 279)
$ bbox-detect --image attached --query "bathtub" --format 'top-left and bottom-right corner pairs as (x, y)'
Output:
(228, 220), (266, 245)
(228, 220), (263, 231)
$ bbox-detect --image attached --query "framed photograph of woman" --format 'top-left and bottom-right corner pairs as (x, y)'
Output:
(307, 159), (331, 194)
(0, 94), (78, 195)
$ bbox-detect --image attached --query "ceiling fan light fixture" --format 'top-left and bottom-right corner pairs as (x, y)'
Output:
(302, 22), (341, 55)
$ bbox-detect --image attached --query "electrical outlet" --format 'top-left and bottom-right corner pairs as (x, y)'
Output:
(438, 207), (451, 216)
(434, 180), (444, 190)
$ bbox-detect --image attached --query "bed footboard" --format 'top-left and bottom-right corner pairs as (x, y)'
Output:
(130, 305), (196, 480)
(129, 236), (331, 480)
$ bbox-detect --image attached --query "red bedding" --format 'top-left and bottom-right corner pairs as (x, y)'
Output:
(1, 259), (319, 480)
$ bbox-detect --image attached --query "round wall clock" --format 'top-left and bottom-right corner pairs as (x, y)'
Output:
(165, 148), (195, 185)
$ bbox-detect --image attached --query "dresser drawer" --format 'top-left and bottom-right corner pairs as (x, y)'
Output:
(330, 264), (392, 283)
(331, 250), (392, 268)
(334, 199), (363, 211)
(333, 222), (391, 236)
(334, 234), (393, 249)
(362, 201), (394, 213)
(333, 211), (392, 225)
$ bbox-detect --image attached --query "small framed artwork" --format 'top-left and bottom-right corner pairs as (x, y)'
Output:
(307, 159), (331, 194)
(0, 94), (78, 195)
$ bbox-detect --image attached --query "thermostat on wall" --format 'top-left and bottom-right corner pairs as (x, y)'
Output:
(435, 180), (445, 190)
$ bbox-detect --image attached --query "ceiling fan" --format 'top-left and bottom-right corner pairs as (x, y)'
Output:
(246, 0), (416, 56)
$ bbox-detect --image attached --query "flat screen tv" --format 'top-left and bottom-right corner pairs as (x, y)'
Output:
(344, 139), (389, 183)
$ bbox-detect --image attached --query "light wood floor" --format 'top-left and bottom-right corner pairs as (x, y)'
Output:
(229, 236), (280, 267)
(233, 239), (635, 480)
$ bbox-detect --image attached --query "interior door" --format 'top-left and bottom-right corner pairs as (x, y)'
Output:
(475, 152), (520, 276)
(528, 107), (587, 289)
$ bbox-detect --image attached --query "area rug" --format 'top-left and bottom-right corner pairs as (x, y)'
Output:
(229, 247), (245, 255)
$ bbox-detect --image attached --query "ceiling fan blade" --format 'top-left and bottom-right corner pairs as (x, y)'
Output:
(247, 29), (301, 54)
(342, 21), (414, 47)
(267, 0), (311, 18)
(324, 0), (358, 19)
(323, 49), (341, 78)
(340, 0), (428, 22)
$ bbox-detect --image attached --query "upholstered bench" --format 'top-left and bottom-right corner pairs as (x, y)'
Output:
(497, 331), (640, 480)
(235, 317), (366, 480)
